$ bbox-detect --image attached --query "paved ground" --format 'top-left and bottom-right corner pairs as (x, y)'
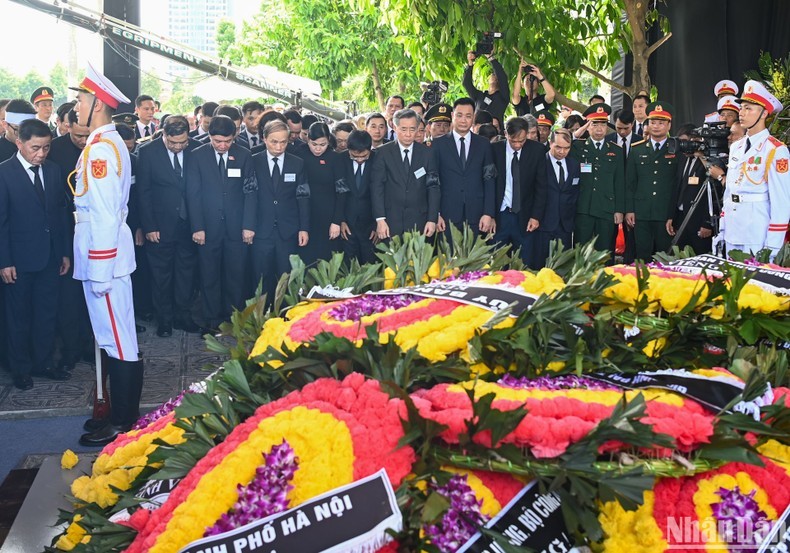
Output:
(0, 323), (223, 420)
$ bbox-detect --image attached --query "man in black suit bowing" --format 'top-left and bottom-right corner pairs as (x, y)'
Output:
(339, 129), (377, 264)
(0, 119), (70, 390)
(251, 120), (309, 305)
(186, 115), (256, 333)
(492, 117), (548, 264)
(137, 115), (201, 337)
(533, 129), (581, 268)
(433, 97), (496, 238)
(371, 108), (440, 240)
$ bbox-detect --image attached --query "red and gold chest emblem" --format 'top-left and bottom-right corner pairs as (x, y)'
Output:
(777, 159), (788, 174)
(91, 159), (107, 179)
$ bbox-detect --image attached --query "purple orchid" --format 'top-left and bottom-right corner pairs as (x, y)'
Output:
(498, 374), (621, 391)
(424, 474), (489, 553)
(205, 440), (298, 536)
(329, 294), (420, 322)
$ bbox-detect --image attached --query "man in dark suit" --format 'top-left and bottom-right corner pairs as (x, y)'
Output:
(533, 129), (581, 268)
(0, 119), (70, 390)
(215, 105), (249, 149)
(492, 116), (548, 264)
(186, 115), (257, 332)
(339, 130), (377, 264)
(251, 119), (309, 304)
(137, 115), (201, 337)
(371, 108), (440, 240)
(433, 97), (496, 239)
(189, 101), (219, 140)
(48, 109), (93, 371)
(133, 95), (157, 140)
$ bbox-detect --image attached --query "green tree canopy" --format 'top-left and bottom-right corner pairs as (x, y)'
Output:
(355, 0), (670, 110)
(223, 0), (422, 110)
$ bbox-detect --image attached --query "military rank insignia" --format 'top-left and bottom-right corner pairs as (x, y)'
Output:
(777, 159), (789, 174)
(91, 159), (108, 179)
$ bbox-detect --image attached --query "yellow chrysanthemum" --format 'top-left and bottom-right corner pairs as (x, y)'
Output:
(599, 491), (666, 552)
(61, 449), (79, 470)
(54, 514), (90, 551)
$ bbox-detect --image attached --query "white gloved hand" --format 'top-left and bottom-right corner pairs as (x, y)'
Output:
(90, 280), (113, 297)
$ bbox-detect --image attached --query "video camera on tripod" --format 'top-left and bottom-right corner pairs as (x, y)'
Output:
(667, 121), (731, 159)
(667, 123), (730, 255)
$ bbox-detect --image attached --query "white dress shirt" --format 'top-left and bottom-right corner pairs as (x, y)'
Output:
(452, 130), (471, 158)
(501, 142), (519, 211)
(549, 153), (567, 183)
(16, 151), (43, 188)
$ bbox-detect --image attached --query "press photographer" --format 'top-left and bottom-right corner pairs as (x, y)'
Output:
(666, 124), (722, 254)
(511, 59), (556, 117)
(464, 32), (509, 123)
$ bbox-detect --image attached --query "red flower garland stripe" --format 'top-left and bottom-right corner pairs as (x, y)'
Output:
(125, 375), (415, 553)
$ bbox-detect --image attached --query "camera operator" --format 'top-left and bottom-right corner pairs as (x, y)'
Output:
(721, 80), (790, 259)
(716, 95), (740, 129)
(464, 50), (510, 124)
(511, 59), (556, 117)
(667, 124), (718, 254)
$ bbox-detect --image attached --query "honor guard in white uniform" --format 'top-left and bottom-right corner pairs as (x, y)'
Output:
(69, 62), (144, 446)
(705, 80), (740, 123)
(721, 80), (790, 259)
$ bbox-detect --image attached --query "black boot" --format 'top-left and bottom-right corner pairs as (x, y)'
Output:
(80, 357), (144, 447)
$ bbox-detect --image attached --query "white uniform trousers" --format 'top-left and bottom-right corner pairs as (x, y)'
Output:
(83, 275), (139, 361)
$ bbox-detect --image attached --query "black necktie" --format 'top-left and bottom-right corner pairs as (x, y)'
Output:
(218, 154), (226, 181)
(655, 142), (661, 153)
(637, 122), (642, 136)
(621, 136), (628, 167)
(459, 136), (467, 170)
(174, 154), (187, 219)
(144, 125), (151, 137)
(355, 161), (363, 191)
(390, 129), (396, 141)
(557, 160), (565, 184)
(271, 156), (280, 187)
(403, 149), (410, 172)
(596, 142), (602, 151)
(745, 137), (751, 152)
(511, 151), (521, 212)
(30, 165), (45, 204)
(250, 135), (258, 147)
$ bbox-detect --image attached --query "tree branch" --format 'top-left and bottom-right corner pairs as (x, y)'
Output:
(579, 64), (629, 94)
(554, 92), (587, 114)
(645, 32), (672, 59)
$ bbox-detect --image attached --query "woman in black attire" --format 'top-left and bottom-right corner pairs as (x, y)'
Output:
(295, 122), (348, 265)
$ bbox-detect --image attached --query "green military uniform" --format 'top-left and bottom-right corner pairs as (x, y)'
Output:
(573, 104), (625, 252)
(625, 102), (678, 261)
